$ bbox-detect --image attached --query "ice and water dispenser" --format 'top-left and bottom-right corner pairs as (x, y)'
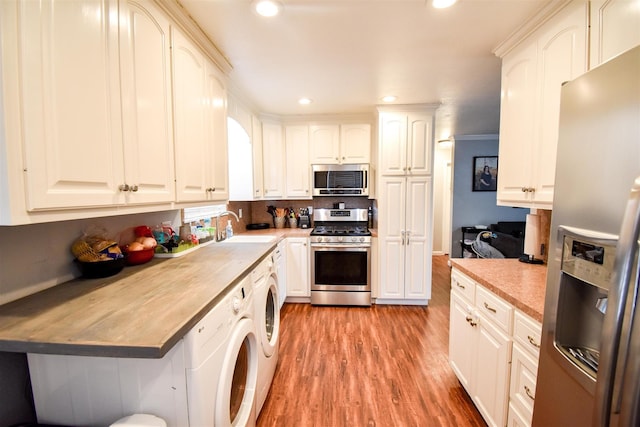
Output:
(552, 227), (617, 393)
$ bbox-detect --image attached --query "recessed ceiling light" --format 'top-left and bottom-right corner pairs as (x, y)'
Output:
(298, 98), (313, 105)
(382, 95), (397, 103)
(432, 0), (457, 9)
(254, 0), (282, 17)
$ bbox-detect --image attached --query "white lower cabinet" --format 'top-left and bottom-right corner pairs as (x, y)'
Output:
(285, 237), (309, 298)
(450, 268), (522, 427)
(450, 268), (543, 427)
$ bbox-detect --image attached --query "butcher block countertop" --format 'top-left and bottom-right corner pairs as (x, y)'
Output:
(0, 239), (282, 358)
(450, 258), (547, 323)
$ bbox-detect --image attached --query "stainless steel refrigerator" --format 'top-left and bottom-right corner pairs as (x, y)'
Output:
(533, 45), (640, 427)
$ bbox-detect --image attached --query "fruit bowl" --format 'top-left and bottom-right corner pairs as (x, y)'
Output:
(121, 246), (155, 266)
(76, 258), (126, 278)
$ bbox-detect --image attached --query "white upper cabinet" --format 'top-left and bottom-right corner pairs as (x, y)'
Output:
(309, 123), (371, 164)
(284, 125), (311, 199)
(17, 0), (125, 210)
(205, 62), (229, 201)
(0, 0), (176, 223)
(262, 121), (285, 199)
(590, 0), (640, 68)
(172, 28), (208, 202)
(120, 0), (176, 205)
(379, 112), (433, 176)
(497, 1), (588, 208)
(172, 28), (228, 203)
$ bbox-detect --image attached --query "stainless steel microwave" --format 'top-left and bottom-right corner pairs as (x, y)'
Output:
(312, 164), (369, 196)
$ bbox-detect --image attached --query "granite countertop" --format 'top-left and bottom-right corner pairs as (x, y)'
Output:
(0, 239), (279, 358)
(450, 258), (547, 322)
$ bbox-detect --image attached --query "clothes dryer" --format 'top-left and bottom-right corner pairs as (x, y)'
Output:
(184, 274), (258, 427)
(250, 252), (281, 415)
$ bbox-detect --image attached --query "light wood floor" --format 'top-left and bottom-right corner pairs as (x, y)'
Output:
(256, 255), (486, 427)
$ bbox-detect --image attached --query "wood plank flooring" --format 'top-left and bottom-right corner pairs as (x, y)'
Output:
(256, 255), (486, 427)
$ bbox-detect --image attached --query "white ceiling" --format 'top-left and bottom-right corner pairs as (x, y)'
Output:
(178, 0), (547, 139)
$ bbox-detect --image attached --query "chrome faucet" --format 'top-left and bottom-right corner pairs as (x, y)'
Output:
(215, 210), (240, 242)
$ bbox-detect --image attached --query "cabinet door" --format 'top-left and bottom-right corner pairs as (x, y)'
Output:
(473, 312), (512, 427)
(379, 113), (407, 176)
(205, 62), (229, 201)
(404, 176), (432, 299)
(309, 125), (340, 164)
(284, 125), (310, 198)
(120, 0), (175, 204)
(252, 115), (265, 199)
(497, 41), (537, 206)
(532, 3), (588, 206)
(172, 28), (208, 202)
(262, 122), (285, 198)
(449, 291), (476, 392)
(378, 177), (406, 299)
(340, 124), (371, 164)
(590, 0), (640, 68)
(285, 238), (309, 297)
(406, 114), (433, 175)
(509, 344), (538, 424)
(20, 0), (124, 210)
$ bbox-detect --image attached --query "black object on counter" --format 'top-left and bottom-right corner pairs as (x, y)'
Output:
(246, 223), (270, 230)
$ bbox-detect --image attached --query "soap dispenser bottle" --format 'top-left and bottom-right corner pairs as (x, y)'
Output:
(226, 220), (233, 238)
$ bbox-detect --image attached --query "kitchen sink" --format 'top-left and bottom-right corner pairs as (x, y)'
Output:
(221, 235), (277, 243)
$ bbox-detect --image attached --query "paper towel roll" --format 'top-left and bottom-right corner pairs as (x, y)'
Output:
(524, 214), (541, 258)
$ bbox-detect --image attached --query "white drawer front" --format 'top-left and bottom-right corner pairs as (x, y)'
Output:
(451, 268), (475, 303)
(476, 285), (513, 334)
(513, 310), (542, 359)
(510, 343), (538, 423)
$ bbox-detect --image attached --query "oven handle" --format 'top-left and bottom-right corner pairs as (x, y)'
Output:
(310, 244), (371, 250)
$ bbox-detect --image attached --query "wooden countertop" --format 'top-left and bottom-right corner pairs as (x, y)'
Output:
(450, 258), (547, 322)
(0, 240), (279, 358)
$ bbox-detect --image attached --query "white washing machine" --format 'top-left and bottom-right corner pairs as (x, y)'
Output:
(184, 274), (258, 427)
(250, 252), (281, 415)
(27, 276), (259, 427)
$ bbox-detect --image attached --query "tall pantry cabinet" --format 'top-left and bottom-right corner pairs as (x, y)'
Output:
(376, 106), (437, 304)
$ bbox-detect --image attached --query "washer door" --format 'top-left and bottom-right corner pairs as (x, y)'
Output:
(215, 318), (258, 427)
(260, 275), (280, 357)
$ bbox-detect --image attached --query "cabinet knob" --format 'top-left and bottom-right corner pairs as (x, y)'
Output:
(119, 184), (130, 192)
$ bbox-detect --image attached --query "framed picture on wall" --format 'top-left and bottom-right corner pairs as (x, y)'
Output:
(473, 156), (498, 191)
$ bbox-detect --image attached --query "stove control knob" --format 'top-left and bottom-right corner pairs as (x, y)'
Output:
(359, 237), (365, 243)
(338, 236), (343, 242)
(316, 237), (323, 243)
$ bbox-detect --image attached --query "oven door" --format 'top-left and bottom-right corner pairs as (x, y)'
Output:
(310, 244), (370, 292)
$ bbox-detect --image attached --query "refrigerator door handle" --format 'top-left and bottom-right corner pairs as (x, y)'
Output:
(594, 176), (640, 427)
(619, 287), (640, 427)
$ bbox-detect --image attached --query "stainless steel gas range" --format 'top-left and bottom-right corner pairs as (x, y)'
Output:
(309, 208), (371, 306)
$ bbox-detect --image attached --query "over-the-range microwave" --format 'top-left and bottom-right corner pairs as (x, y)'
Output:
(312, 164), (369, 196)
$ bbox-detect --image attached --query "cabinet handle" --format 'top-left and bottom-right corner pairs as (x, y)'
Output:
(401, 231), (406, 246)
(406, 231), (411, 244)
(119, 184), (130, 192)
(529, 187), (536, 192)
(521, 187), (528, 192)
(465, 316), (477, 327)
(129, 185), (139, 192)
(483, 302), (497, 313)
(527, 335), (541, 348)
(455, 281), (465, 290)
(524, 385), (535, 401)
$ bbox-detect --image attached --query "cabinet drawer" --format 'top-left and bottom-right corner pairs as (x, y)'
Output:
(513, 310), (542, 359)
(476, 285), (513, 334)
(451, 269), (475, 303)
(509, 343), (538, 424)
